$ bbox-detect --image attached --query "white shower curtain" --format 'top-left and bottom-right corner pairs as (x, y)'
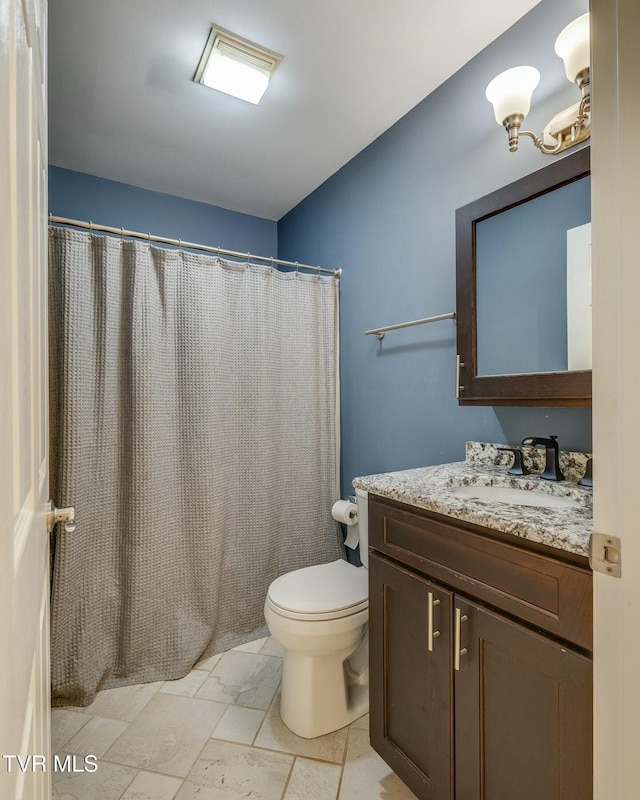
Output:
(48, 227), (343, 706)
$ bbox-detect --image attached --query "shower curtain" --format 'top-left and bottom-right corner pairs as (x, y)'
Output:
(48, 227), (343, 707)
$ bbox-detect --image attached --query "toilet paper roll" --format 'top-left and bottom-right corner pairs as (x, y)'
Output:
(331, 499), (358, 526)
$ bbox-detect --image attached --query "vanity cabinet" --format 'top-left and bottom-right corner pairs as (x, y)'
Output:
(368, 495), (593, 800)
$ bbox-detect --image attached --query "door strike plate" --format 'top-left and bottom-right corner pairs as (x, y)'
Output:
(589, 532), (622, 577)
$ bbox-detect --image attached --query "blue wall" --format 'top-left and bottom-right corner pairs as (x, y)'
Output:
(49, 0), (592, 502)
(277, 0), (592, 496)
(49, 166), (277, 256)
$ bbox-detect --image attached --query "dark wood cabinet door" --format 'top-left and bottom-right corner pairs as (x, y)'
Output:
(453, 597), (593, 800)
(369, 553), (454, 800)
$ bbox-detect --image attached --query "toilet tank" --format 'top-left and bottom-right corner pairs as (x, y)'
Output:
(354, 488), (369, 568)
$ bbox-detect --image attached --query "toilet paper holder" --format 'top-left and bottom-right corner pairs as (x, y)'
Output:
(332, 497), (360, 551)
(332, 498), (358, 525)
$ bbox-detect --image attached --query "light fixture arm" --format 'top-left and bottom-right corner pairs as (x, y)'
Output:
(501, 78), (590, 156)
(503, 117), (564, 155)
(520, 129), (566, 155)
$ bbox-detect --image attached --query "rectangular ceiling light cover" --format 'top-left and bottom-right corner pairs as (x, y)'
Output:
(194, 28), (281, 105)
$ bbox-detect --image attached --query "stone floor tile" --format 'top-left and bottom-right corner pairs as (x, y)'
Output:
(104, 693), (226, 777)
(260, 636), (285, 657)
(349, 712), (369, 731)
(119, 770), (183, 800)
(160, 669), (209, 697)
(64, 716), (129, 758)
(233, 636), (268, 653)
(50, 645), (396, 800)
(51, 709), (90, 753)
(51, 758), (136, 800)
(338, 728), (417, 799)
(194, 652), (223, 672)
(211, 705), (265, 745)
(195, 651), (281, 710)
(284, 757), (341, 800)
(84, 681), (164, 722)
(176, 739), (292, 800)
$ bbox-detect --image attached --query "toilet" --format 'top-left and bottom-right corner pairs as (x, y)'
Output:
(264, 488), (369, 739)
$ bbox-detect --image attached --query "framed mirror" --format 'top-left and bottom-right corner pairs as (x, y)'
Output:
(456, 146), (591, 406)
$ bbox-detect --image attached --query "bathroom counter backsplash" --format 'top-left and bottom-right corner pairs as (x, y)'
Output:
(353, 441), (593, 558)
(464, 440), (591, 483)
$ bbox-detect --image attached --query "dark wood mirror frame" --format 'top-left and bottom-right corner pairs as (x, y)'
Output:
(456, 146), (591, 407)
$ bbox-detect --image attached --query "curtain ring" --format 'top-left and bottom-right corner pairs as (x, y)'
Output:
(89, 220), (93, 235)
(316, 264), (321, 279)
(147, 232), (152, 250)
(295, 261), (299, 276)
(120, 226), (124, 245)
(178, 238), (182, 255)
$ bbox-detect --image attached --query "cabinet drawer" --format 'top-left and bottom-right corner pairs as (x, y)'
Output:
(369, 496), (592, 651)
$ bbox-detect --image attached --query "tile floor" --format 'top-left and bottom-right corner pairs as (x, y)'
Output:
(51, 636), (417, 800)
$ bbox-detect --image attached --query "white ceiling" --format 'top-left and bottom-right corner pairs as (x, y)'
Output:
(48, 0), (541, 221)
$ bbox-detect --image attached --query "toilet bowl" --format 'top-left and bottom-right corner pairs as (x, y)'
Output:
(264, 489), (369, 739)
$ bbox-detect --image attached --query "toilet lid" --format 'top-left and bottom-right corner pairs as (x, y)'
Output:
(267, 559), (368, 617)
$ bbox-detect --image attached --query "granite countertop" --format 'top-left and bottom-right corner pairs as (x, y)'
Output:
(352, 442), (593, 558)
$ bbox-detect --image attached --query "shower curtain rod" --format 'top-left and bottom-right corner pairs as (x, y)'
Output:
(48, 215), (342, 278)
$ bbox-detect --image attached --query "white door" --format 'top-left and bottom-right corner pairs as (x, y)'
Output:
(592, 0), (640, 797)
(0, 0), (51, 797)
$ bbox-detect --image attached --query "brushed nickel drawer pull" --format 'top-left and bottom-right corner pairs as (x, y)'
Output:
(454, 607), (468, 671)
(428, 592), (441, 652)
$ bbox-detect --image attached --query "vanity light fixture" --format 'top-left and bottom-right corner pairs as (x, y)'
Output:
(194, 27), (281, 105)
(486, 12), (590, 154)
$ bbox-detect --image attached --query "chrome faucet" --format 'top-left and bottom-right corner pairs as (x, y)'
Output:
(521, 435), (565, 481)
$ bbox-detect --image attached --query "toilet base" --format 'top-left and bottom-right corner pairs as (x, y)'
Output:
(279, 634), (369, 739)
(264, 581), (369, 740)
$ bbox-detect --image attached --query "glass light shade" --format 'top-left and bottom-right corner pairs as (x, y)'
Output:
(485, 66), (541, 125)
(554, 12), (590, 83)
(201, 49), (270, 104)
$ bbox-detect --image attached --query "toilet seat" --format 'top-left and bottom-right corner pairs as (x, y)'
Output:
(266, 559), (368, 622)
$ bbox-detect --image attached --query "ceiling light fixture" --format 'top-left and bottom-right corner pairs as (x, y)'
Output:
(486, 12), (590, 154)
(194, 27), (281, 105)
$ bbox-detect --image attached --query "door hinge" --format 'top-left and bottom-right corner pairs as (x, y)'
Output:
(589, 532), (621, 577)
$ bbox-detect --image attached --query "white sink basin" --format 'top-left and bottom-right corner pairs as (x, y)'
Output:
(450, 484), (580, 510)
